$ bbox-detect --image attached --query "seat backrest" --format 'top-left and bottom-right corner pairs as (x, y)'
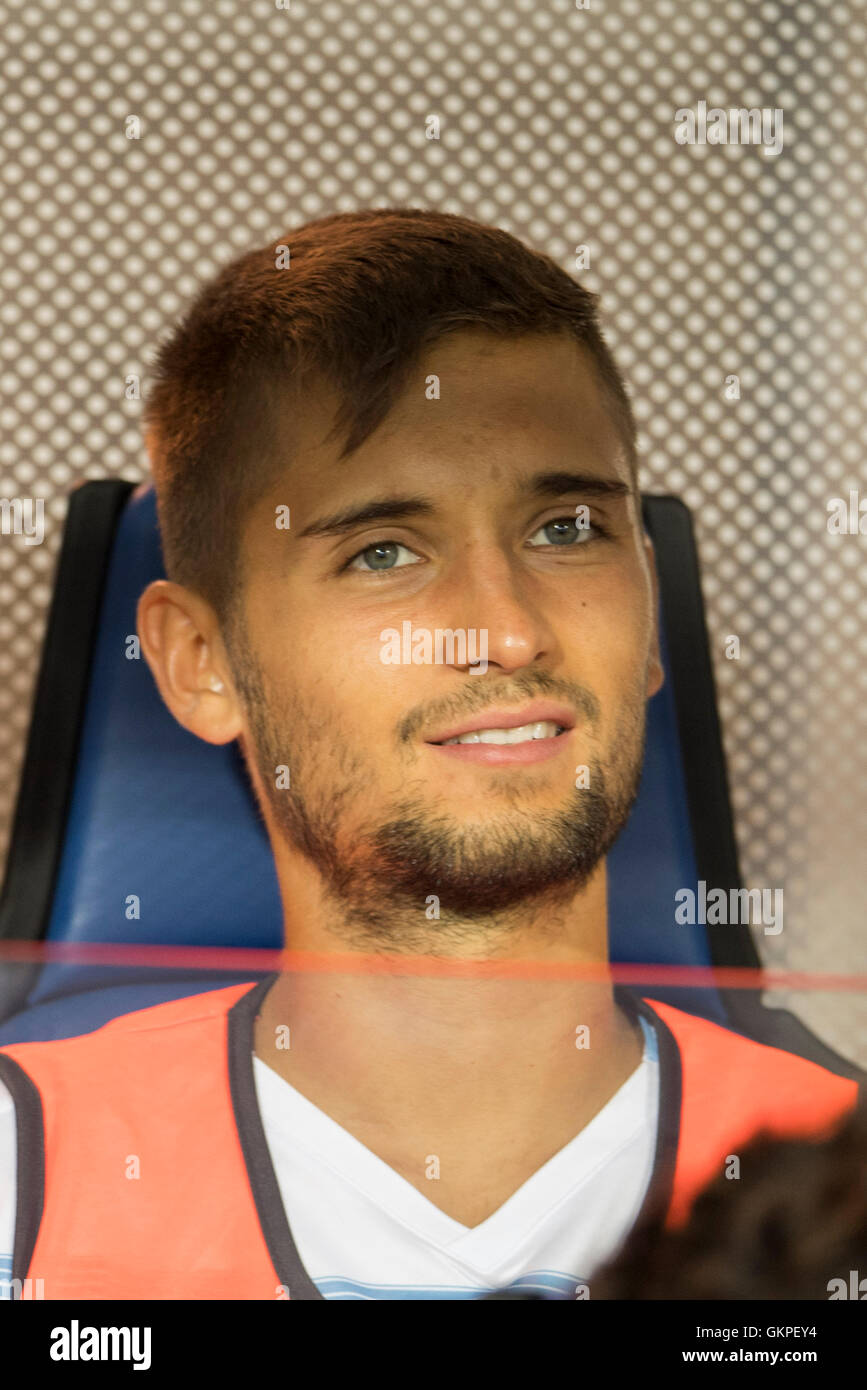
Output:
(0, 481), (747, 1028)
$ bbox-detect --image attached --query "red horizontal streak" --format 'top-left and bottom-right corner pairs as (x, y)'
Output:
(0, 940), (863, 992)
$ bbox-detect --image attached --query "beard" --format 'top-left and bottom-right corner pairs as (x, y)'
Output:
(227, 630), (648, 949)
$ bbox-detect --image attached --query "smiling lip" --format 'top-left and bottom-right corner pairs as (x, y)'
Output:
(424, 702), (575, 765)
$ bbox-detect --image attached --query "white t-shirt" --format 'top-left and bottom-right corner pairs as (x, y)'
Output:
(0, 1014), (658, 1300)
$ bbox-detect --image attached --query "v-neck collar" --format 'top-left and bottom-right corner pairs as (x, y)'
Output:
(226, 974), (683, 1300)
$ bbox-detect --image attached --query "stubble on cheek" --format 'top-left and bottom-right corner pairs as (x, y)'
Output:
(239, 657), (390, 876)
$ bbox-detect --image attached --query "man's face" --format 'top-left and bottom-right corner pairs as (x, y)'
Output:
(227, 330), (663, 934)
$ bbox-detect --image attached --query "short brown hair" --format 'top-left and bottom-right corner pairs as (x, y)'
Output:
(143, 207), (639, 631)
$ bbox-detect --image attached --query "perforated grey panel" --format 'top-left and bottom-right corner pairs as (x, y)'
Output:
(0, 0), (864, 1060)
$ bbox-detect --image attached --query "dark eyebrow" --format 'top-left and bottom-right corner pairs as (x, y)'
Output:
(297, 496), (436, 540)
(296, 472), (630, 541)
(527, 471), (632, 503)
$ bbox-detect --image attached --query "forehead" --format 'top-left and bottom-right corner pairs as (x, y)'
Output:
(387, 330), (626, 466)
(276, 328), (622, 480)
(253, 329), (632, 525)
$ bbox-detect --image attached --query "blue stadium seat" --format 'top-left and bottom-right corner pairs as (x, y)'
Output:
(0, 480), (861, 1080)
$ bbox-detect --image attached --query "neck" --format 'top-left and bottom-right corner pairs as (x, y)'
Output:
(252, 867), (644, 1184)
(252, 964), (643, 1226)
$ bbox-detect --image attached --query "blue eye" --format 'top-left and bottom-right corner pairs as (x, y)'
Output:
(346, 540), (422, 572)
(527, 516), (607, 546)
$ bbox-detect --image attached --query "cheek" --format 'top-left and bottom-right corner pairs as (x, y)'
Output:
(298, 614), (424, 709)
(291, 610), (402, 675)
(271, 624), (401, 754)
(568, 575), (650, 658)
(569, 584), (652, 711)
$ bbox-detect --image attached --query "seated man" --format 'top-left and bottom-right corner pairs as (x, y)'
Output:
(0, 207), (860, 1300)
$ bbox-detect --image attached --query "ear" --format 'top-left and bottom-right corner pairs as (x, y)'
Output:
(642, 533), (665, 699)
(136, 579), (244, 746)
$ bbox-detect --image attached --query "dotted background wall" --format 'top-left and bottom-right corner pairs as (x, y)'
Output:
(0, 0), (865, 1060)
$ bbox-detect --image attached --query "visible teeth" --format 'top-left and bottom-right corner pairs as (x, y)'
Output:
(443, 721), (563, 746)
